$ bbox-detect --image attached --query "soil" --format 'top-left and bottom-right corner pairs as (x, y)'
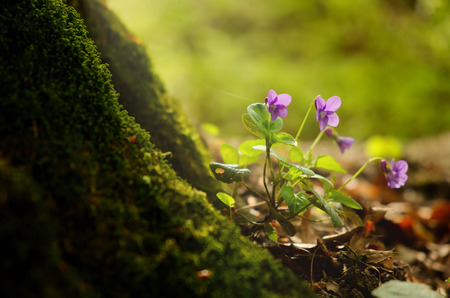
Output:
(207, 132), (450, 297)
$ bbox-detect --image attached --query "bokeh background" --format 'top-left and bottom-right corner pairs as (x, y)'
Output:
(106, 0), (450, 140)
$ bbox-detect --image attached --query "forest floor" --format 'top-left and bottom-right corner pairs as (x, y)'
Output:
(205, 131), (450, 297)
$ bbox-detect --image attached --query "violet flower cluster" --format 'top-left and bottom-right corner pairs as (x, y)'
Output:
(264, 89), (409, 189)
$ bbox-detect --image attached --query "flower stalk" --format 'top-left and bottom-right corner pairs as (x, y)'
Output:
(337, 157), (383, 191)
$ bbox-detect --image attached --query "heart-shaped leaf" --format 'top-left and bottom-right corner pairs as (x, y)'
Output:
(281, 186), (311, 216)
(238, 139), (266, 157)
(252, 145), (286, 161)
(274, 132), (297, 146)
(372, 280), (444, 298)
(330, 190), (362, 210)
(247, 103), (283, 135)
(307, 186), (344, 228)
(209, 162), (251, 184)
(220, 143), (239, 164)
(289, 146), (304, 162)
(238, 154), (259, 167)
(309, 173), (334, 191)
(247, 103), (270, 134)
(280, 160), (315, 177)
(216, 192), (235, 207)
(269, 117), (283, 132)
(242, 113), (265, 138)
(314, 155), (347, 173)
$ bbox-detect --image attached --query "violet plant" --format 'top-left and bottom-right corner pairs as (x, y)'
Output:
(210, 89), (408, 239)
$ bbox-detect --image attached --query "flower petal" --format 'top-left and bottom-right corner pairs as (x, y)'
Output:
(326, 112), (339, 127)
(276, 94), (291, 107)
(319, 116), (328, 131)
(270, 112), (277, 121)
(387, 179), (401, 189)
(337, 137), (354, 153)
(393, 160), (408, 173)
(267, 89), (277, 104)
(275, 105), (288, 118)
(340, 136), (355, 146)
(325, 96), (341, 112)
(268, 106), (277, 121)
(315, 96), (325, 111)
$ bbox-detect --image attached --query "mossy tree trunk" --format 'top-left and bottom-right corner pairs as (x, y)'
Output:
(0, 1), (313, 297)
(66, 0), (221, 197)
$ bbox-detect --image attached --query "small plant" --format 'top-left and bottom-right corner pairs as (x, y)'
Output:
(210, 89), (408, 239)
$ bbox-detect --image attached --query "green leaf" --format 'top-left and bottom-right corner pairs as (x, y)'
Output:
(309, 173), (334, 190)
(264, 224), (278, 243)
(281, 186), (310, 216)
(209, 162), (251, 184)
(289, 146), (304, 162)
(330, 190), (362, 210)
(247, 103), (270, 134)
(307, 186), (344, 227)
(220, 143), (239, 164)
(216, 192), (235, 207)
(269, 117), (283, 132)
(274, 132), (297, 146)
(242, 113), (265, 138)
(238, 139), (266, 157)
(372, 280), (445, 298)
(252, 145), (285, 161)
(237, 154), (258, 167)
(279, 160), (315, 177)
(314, 155), (347, 173)
(268, 206), (297, 236)
(260, 195), (296, 236)
(247, 103), (283, 136)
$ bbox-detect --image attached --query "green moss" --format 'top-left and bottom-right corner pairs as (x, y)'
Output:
(0, 1), (313, 297)
(67, 0), (221, 197)
(0, 162), (80, 297)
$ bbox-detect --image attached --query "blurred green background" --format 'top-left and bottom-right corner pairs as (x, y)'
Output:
(106, 0), (450, 140)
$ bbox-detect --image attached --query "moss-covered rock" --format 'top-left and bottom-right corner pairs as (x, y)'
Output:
(66, 0), (221, 197)
(0, 1), (313, 297)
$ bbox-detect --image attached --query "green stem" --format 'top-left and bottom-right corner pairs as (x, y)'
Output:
(232, 182), (239, 198)
(266, 146), (277, 206)
(273, 100), (315, 193)
(265, 112), (277, 207)
(241, 182), (267, 201)
(337, 157), (383, 191)
(262, 152), (272, 204)
(287, 203), (313, 219)
(306, 128), (326, 160)
(283, 100), (315, 165)
(294, 100), (315, 142)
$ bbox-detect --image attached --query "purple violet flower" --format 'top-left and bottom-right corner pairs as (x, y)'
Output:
(336, 136), (355, 154)
(265, 89), (292, 121)
(380, 159), (408, 189)
(315, 96), (341, 131)
(325, 129), (354, 154)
